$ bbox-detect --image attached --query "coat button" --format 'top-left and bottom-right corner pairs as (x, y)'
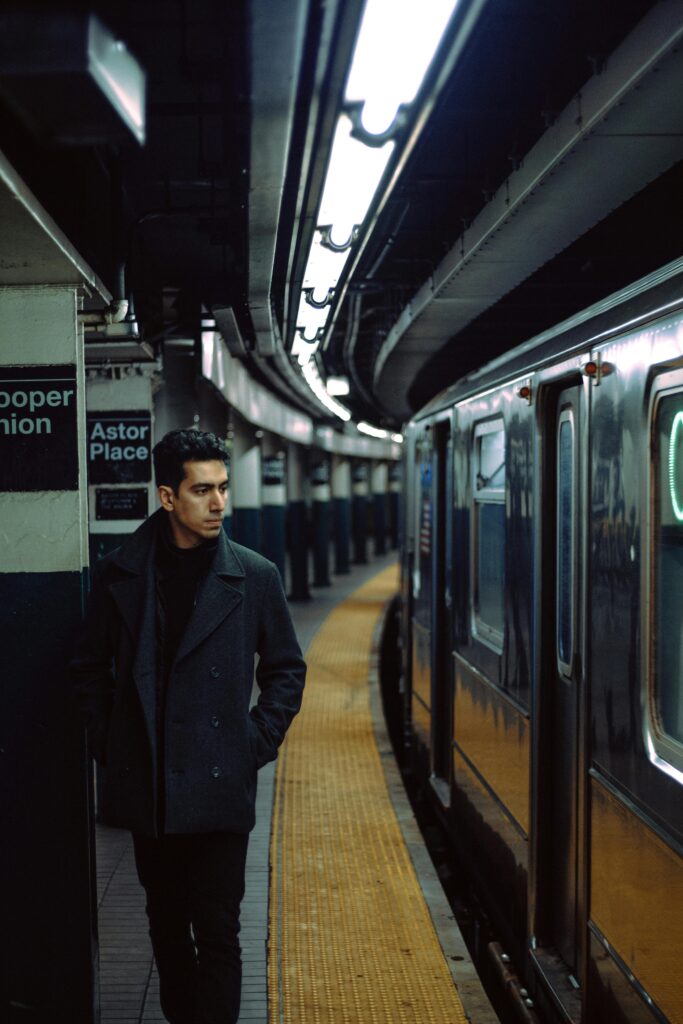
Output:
(209, 666), (220, 678)
(211, 766), (222, 779)
(211, 716), (220, 728)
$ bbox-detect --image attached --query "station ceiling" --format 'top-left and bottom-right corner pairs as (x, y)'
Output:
(0, 0), (681, 428)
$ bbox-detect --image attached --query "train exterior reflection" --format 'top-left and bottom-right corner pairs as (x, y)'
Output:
(394, 258), (683, 1024)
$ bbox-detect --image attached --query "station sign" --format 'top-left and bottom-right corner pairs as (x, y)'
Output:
(95, 487), (148, 521)
(262, 455), (285, 486)
(87, 411), (151, 484)
(311, 461), (330, 486)
(0, 366), (78, 491)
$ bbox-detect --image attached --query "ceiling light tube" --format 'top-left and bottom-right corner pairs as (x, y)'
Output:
(296, 296), (331, 341)
(302, 361), (352, 420)
(345, 0), (459, 137)
(303, 235), (352, 304)
(326, 376), (350, 396)
(317, 114), (394, 249)
(357, 421), (389, 438)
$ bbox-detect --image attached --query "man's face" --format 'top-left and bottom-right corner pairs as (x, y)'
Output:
(159, 459), (229, 548)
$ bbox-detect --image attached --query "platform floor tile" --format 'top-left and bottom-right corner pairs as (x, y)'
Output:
(268, 564), (468, 1024)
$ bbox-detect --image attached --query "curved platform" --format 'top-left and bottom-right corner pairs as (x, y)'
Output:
(267, 564), (471, 1023)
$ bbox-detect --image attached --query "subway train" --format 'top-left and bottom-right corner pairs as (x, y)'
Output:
(386, 256), (683, 1024)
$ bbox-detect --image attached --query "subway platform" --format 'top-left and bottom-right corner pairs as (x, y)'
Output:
(95, 553), (496, 1024)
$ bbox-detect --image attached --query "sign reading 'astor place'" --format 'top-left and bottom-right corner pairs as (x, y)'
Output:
(0, 366), (78, 491)
(87, 411), (152, 483)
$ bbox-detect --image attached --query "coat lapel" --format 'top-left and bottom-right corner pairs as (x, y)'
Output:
(174, 573), (243, 664)
(108, 512), (162, 752)
(109, 575), (147, 644)
(174, 533), (246, 664)
(106, 516), (245, 736)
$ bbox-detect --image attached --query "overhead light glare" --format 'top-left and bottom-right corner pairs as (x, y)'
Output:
(296, 295), (331, 342)
(318, 115), (394, 247)
(345, 0), (458, 136)
(391, 432), (404, 444)
(302, 362), (352, 421)
(358, 421), (389, 439)
(303, 235), (351, 299)
(326, 376), (350, 396)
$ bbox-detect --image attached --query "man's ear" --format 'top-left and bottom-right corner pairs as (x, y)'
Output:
(158, 484), (175, 511)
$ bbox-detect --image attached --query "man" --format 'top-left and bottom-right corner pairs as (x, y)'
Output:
(71, 428), (306, 1024)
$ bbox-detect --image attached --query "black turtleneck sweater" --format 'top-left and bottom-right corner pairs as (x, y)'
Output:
(154, 522), (219, 831)
(156, 523), (218, 680)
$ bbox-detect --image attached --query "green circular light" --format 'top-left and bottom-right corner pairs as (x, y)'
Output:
(669, 411), (683, 522)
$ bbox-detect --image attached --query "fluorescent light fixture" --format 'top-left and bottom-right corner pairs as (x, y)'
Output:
(292, 0), (458, 410)
(345, 0), (458, 136)
(358, 421), (389, 438)
(302, 362), (352, 421)
(318, 115), (394, 247)
(292, 334), (320, 366)
(326, 376), (350, 396)
(391, 432), (404, 443)
(88, 17), (146, 144)
(303, 234), (352, 303)
(296, 294), (331, 342)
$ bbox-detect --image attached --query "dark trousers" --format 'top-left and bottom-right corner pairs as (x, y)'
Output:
(133, 832), (249, 1024)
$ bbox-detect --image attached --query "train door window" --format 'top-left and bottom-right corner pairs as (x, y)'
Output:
(414, 432), (433, 609)
(651, 390), (683, 771)
(557, 409), (576, 676)
(472, 419), (505, 649)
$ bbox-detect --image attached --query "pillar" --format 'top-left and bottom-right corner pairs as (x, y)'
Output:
(311, 457), (331, 587)
(388, 460), (401, 549)
(352, 460), (369, 565)
(331, 455), (351, 574)
(0, 286), (96, 1022)
(372, 461), (388, 556)
(231, 418), (261, 552)
(287, 441), (310, 600)
(261, 442), (286, 584)
(86, 367), (154, 564)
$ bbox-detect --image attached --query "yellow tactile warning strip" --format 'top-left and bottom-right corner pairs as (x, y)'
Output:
(268, 564), (469, 1024)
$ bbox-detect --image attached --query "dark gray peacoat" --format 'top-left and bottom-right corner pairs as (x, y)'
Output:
(71, 509), (306, 836)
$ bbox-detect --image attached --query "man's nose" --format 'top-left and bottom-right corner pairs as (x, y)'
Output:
(211, 489), (226, 509)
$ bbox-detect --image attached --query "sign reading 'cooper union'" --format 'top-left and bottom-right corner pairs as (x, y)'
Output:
(0, 366), (78, 491)
(87, 411), (152, 484)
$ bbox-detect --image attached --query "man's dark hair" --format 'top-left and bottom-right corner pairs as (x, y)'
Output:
(153, 429), (229, 492)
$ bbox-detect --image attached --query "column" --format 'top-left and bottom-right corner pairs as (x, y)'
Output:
(231, 417), (262, 552)
(261, 443), (287, 584)
(331, 454), (351, 574)
(311, 457), (331, 587)
(86, 367), (154, 565)
(0, 286), (96, 1021)
(352, 460), (369, 565)
(372, 460), (388, 556)
(286, 441), (310, 600)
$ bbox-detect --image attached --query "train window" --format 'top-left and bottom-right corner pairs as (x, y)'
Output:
(557, 411), (575, 676)
(413, 433), (433, 604)
(652, 392), (683, 768)
(472, 420), (505, 649)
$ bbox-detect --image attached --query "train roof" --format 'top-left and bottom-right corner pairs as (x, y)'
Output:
(410, 255), (683, 425)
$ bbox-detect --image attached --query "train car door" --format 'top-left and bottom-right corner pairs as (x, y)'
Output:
(534, 384), (585, 1018)
(411, 429), (434, 750)
(430, 421), (452, 795)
